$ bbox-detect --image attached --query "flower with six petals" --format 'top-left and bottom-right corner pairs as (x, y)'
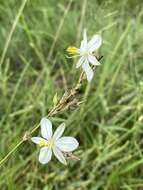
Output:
(31, 118), (79, 165)
(67, 29), (102, 82)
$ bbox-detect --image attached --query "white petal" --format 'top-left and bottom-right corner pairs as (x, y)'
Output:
(76, 57), (84, 68)
(80, 40), (87, 52)
(83, 29), (87, 43)
(39, 147), (52, 164)
(88, 55), (100, 66)
(53, 147), (67, 165)
(88, 35), (102, 52)
(82, 60), (94, 82)
(31, 137), (46, 144)
(80, 29), (88, 51)
(40, 117), (52, 139)
(53, 123), (65, 140)
(56, 137), (79, 152)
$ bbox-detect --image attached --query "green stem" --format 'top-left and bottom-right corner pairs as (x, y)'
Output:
(0, 140), (24, 167)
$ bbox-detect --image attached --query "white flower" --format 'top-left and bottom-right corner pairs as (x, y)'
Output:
(31, 118), (79, 165)
(67, 29), (102, 82)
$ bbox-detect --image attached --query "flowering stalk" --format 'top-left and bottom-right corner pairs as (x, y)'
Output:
(25, 54), (102, 138)
(0, 30), (103, 167)
(47, 55), (103, 116)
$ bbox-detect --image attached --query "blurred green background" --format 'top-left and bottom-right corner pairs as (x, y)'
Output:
(0, 0), (143, 189)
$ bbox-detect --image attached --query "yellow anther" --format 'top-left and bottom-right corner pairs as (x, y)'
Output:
(66, 46), (78, 55)
(39, 139), (54, 148)
(39, 140), (48, 148)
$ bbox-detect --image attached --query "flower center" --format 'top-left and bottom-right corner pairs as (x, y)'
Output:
(82, 51), (89, 57)
(66, 46), (78, 55)
(39, 139), (54, 148)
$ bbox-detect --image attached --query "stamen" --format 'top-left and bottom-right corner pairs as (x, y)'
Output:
(39, 140), (48, 148)
(66, 46), (78, 55)
(39, 139), (54, 148)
